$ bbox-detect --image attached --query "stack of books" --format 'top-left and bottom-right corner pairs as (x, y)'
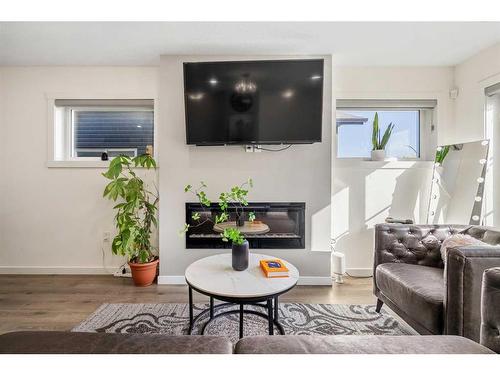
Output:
(260, 259), (289, 278)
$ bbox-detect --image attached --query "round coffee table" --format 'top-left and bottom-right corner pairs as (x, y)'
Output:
(185, 253), (299, 339)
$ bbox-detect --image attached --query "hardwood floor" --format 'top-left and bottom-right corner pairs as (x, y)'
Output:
(0, 275), (375, 334)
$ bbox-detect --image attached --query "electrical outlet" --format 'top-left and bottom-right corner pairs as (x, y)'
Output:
(103, 231), (111, 242)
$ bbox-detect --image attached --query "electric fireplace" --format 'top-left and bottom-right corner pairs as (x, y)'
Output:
(185, 202), (305, 249)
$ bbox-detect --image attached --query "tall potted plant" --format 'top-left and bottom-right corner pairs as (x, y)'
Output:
(102, 154), (159, 286)
(181, 179), (255, 271)
(371, 112), (395, 161)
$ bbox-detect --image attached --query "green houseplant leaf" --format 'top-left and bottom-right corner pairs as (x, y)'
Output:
(372, 112), (395, 151)
(102, 154), (158, 264)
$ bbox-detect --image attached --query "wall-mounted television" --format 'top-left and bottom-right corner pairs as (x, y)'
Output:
(183, 59), (324, 145)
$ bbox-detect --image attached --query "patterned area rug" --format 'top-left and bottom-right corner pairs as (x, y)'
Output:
(73, 303), (415, 343)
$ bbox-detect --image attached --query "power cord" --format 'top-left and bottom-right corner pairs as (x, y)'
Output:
(101, 242), (127, 276)
(259, 145), (293, 152)
(345, 272), (373, 279)
(101, 243), (115, 275)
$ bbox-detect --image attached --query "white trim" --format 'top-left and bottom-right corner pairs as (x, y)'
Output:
(46, 160), (160, 168)
(334, 160), (434, 169)
(0, 266), (119, 275)
(47, 160), (111, 168)
(157, 275), (332, 286)
(346, 268), (373, 277)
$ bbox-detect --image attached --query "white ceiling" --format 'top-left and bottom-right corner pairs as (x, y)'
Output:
(1, 22), (500, 66)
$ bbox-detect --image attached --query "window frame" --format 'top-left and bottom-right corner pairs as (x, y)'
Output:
(47, 95), (158, 168)
(336, 103), (435, 162)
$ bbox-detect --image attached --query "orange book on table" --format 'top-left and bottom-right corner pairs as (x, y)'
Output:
(260, 259), (289, 278)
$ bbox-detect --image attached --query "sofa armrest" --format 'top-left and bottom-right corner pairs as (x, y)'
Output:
(481, 267), (500, 353)
(445, 246), (500, 342)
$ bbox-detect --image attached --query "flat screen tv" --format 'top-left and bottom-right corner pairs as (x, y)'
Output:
(183, 59), (324, 145)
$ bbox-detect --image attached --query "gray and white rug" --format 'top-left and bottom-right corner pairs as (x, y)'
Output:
(73, 303), (415, 343)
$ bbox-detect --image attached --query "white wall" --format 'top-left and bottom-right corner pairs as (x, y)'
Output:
(158, 55), (333, 285)
(0, 66), (158, 273)
(453, 42), (500, 227)
(332, 66), (455, 275)
(454, 42), (500, 143)
(0, 59), (488, 278)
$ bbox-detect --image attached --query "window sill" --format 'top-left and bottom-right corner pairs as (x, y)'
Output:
(334, 159), (434, 169)
(46, 160), (159, 168)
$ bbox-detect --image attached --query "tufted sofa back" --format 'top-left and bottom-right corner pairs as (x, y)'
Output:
(374, 224), (470, 269)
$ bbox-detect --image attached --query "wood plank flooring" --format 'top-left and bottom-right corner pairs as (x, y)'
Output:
(0, 275), (375, 334)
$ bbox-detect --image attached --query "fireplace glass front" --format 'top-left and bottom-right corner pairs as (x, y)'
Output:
(185, 202), (305, 249)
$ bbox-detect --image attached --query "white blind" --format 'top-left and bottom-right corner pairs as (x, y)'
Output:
(337, 99), (437, 109)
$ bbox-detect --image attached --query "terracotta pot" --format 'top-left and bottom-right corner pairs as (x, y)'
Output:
(128, 258), (159, 287)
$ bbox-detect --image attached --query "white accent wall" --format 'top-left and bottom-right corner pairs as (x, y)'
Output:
(157, 55), (333, 285)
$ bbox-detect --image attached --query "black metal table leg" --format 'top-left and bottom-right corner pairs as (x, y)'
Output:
(239, 304), (244, 339)
(188, 286), (194, 331)
(274, 296), (279, 321)
(210, 297), (214, 319)
(267, 299), (274, 335)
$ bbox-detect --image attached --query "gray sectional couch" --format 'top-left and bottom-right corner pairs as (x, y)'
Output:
(374, 224), (500, 342)
(1, 267), (499, 354)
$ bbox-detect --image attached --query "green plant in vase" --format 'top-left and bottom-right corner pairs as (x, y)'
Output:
(102, 154), (159, 286)
(181, 179), (255, 270)
(371, 112), (395, 161)
(435, 145), (450, 165)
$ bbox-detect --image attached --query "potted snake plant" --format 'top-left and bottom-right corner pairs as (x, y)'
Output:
(371, 112), (395, 161)
(181, 179), (255, 271)
(102, 154), (159, 286)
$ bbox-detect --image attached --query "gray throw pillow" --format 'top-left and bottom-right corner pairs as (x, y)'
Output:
(440, 234), (486, 266)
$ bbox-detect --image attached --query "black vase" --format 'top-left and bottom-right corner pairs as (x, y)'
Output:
(232, 240), (249, 271)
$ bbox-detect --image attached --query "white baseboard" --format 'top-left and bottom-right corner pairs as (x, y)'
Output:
(157, 275), (332, 286)
(157, 275), (185, 284)
(0, 266), (119, 275)
(346, 268), (373, 277)
(297, 276), (332, 285)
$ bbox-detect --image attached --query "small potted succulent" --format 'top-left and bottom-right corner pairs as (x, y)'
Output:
(371, 112), (395, 161)
(102, 154), (159, 286)
(181, 179), (255, 271)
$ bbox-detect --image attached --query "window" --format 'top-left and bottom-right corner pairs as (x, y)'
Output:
(53, 99), (154, 161)
(336, 99), (436, 160)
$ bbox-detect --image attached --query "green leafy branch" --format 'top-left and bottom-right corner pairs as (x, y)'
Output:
(435, 145), (450, 165)
(221, 227), (245, 246)
(181, 179), (255, 244)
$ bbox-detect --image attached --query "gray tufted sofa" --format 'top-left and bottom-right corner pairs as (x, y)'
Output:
(374, 224), (500, 342)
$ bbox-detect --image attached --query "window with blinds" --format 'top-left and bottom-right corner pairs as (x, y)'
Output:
(53, 99), (154, 160)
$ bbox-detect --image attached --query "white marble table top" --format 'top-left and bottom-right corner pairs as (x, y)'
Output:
(184, 253), (299, 298)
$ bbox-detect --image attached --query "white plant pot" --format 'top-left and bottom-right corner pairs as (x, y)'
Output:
(371, 149), (386, 161)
